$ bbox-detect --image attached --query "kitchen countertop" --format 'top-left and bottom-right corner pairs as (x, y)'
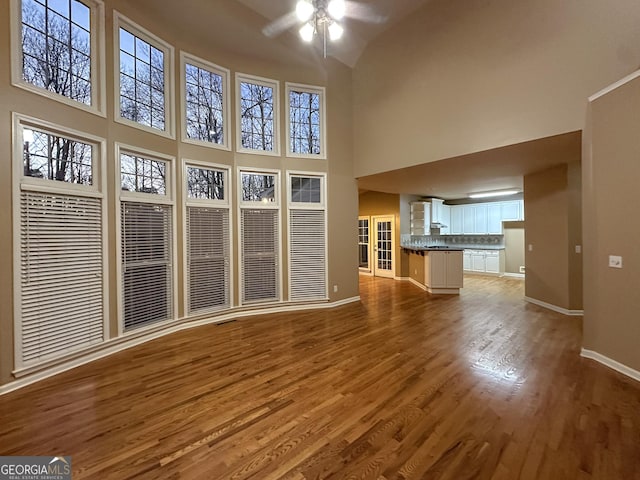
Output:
(402, 246), (465, 252)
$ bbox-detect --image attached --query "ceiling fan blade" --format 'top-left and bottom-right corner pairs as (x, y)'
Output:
(344, 1), (388, 24)
(262, 11), (299, 38)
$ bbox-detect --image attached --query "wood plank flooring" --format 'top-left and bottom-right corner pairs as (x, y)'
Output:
(1, 275), (640, 479)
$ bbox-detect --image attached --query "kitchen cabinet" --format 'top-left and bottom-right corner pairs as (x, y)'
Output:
(471, 251), (486, 272)
(501, 200), (524, 221)
(463, 206), (475, 234)
(463, 250), (471, 270)
(487, 203), (502, 234)
(425, 250), (463, 293)
(410, 202), (431, 235)
(439, 204), (451, 234)
(450, 206), (463, 234)
(474, 204), (488, 234)
(464, 249), (504, 274)
(485, 251), (500, 273)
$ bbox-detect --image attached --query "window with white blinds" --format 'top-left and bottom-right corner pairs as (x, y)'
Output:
(186, 206), (230, 314)
(287, 173), (327, 302)
(14, 117), (106, 369)
(121, 201), (173, 330)
(118, 148), (174, 332)
(19, 191), (105, 365)
(241, 209), (279, 304)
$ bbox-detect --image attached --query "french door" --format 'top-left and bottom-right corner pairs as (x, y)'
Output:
(372, 216), (395, 278)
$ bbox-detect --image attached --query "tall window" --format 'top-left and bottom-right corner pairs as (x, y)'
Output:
(14, 115), (106, 368)
(358, 217), (370, 270)
(236, 73), (279, 155)
(288, 173), (327, 301)
(286, 83), (326, 159)
(181, 52), (229, 149)
(114, 12), (174, 137)
(239, 170), (280, 304)
(13, 0), (105, 114)
(118, 147), (175, 331)
(185, 163), (231, 315)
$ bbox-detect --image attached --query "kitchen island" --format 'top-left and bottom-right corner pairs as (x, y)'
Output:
(403, 246), (464, 294)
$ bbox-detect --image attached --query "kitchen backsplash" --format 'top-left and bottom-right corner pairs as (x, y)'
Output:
(402, 234), (505, 249)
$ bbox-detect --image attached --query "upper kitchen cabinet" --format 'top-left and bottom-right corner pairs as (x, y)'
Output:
(447, 200), (523, 235)
(411, 199), (449, 235)
(410, 202), (431, 235)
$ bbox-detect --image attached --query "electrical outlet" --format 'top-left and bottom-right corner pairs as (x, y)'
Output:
(608, 255), (622, 269)
(575, 245), (582, 254)
(333, 285), (338, 293)
(528, 244), (533, 252)
(519, 266), (526, 274)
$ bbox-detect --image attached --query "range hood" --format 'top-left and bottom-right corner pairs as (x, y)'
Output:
(428, 198), (448, 228)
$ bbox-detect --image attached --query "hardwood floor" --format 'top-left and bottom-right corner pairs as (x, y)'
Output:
(1, 275), (639, 479)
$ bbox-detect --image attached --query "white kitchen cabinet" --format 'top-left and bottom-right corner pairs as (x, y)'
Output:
(501, 200), (524, 221)
(450, 206), (463, 234)
(425, 250), (463, 293)
(464, 249), (504, 274)
(487, 203), (502, 234)
(485, 251), (500, 273)
(410, 202), (431, 235)
(463, 250), (471, 270)
(474, 204), (488, 234)
(439, 204), (451, 235)
(463, 206), (475, 234)
(471, 250), (486, 272)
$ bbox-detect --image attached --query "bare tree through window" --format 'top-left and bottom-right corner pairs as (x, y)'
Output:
(241, 173), (276, 203)
(21, 0), (92, 104)
(119, 27), (165, 130)
(186, 167), (225, 200)
(23, 128), (93, 185)
(289, 89), (321, 155)
(185, 63), (224, 144)
(240, 81), (274, 151)
(120, 154), (166, 194)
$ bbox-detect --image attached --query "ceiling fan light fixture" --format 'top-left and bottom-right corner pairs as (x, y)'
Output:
(299, 22), (315, 42)
(328, 21), (344, 41)
(295, 0), (314, 22)
(327, 0), (346, 20)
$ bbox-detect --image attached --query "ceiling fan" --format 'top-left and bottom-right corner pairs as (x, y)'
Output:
(262, 0), (387, 56)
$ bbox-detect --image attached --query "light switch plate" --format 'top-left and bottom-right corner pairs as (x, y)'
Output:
(609, 255), (622, 268)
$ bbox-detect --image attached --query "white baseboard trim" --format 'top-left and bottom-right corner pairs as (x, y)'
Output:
(394, 276), (410, 281)
(0, 296), (361, 397)
(503, 273), (525, 279)
(581, 348), (640, 383)
(524, 296), (584, 316)
(408, 277), (427, 291)
(358, 269), (373, 276)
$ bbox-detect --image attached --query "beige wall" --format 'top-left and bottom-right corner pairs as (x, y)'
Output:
(524, 163), (582, 311)
(584, 73), (640, 372)
(358, 191), (409, 278)
(503, 221), (525, 275)
(353, 0), (640, 178)
(0, 0), (358, 386)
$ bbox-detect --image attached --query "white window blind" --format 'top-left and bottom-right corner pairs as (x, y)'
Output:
(289, 209), (327, 301)
(19, 191), (104, 366)
(121, 201), (173, 330)
(186, 206), (230, 314)
(241, 209), (279, 303)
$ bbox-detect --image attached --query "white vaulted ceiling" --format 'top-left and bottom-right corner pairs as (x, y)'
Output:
(235, 0), (432, 67)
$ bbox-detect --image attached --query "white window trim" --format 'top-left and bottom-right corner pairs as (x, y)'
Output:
(180, 52), (231, 151)
(113, 11), (176, 139)
(286, 170), (327, 210)
(238, 166), (281, 208)
(235, 73), (280, 157)
(182, 159), (234, 315)
(10, 0), (107, 117)
(115, 143), (178, 336)
(285, 83), (327, 160)
(12, 112), (109, 371)
(358, 215), (372, 273)
(286, 171), (328, 301)
(237, 167), (282, 306)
